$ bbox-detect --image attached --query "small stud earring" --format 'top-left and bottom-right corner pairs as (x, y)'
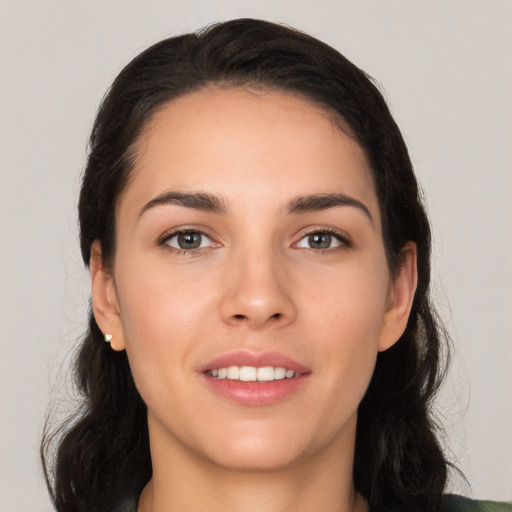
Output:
(104, 333), (113, 343)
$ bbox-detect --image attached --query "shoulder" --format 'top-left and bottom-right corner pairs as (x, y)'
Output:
(442, 495), (512, 512)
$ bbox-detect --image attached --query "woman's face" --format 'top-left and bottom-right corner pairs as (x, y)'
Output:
(92, 88), (415, 472)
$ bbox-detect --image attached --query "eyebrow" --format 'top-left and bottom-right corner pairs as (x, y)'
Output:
(286, 193), (374, 225)
(138, 190), (373, 225)
(138, 190), (228, 218)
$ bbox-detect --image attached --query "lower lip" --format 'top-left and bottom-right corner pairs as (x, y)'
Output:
(202, 374), (310, 406)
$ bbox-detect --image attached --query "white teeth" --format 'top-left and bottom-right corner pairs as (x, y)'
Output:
(239, 366), (257, 381)
(274, 367), (286, 380)
(227, 366), (240, 379)
(209, 365), (297, 382)
(257, 366), (275, 382)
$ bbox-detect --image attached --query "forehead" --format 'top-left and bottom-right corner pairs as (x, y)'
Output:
(119, 88), (378, 220)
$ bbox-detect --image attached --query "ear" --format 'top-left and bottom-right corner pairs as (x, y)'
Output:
(378, 242), (418, 352)
(90, 240), (125, 351)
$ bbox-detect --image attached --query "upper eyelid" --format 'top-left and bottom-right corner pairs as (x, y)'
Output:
(294, 226), (351, 242)
(293, 229), (353, 253)
(158, 226), (215, 243)
(159, 229), (218, 253)
(157, 225), (351, 247)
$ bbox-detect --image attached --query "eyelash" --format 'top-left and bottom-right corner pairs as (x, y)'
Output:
(158, 227), (351, 255)
(294, 227), (351, 252)
(158, 228), (216, 255)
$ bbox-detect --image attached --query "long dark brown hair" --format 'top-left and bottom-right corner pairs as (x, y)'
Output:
(42, 18), (450, 512)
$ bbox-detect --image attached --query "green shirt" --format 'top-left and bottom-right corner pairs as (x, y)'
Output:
(442, 495), (512, 511)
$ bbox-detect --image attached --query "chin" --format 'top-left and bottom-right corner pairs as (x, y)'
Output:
(194, 424), (321, 473)
(197, 411), (358, 474)
(207, 443), (305, 473)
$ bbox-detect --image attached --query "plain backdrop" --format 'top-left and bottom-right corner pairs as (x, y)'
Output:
(0, 1), (510, 510)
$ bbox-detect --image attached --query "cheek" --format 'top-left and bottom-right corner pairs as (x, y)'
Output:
(114, 261), (218, 392)
(312, 262), (390, 390)
(117, 254), (218, 335)
(321, 308), (381, 395)
(309, 255), (390, 336)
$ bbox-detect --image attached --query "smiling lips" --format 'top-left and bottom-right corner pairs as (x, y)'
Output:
(209, 366), (297, 381)
(201, 351), (310, 406)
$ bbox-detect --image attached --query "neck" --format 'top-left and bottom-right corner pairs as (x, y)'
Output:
(139, 472), (366, 512)
(138, 414), (367, 512)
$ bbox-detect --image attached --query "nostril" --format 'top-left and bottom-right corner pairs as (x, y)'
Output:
(232, 313), (282, 321)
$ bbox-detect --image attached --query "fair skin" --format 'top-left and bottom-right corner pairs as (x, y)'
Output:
(91, 88), (417, 512)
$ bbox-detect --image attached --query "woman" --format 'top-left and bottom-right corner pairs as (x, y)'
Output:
(41, 18), (510, 512)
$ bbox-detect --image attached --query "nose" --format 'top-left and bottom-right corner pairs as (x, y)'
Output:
(219, 247), (297, 330)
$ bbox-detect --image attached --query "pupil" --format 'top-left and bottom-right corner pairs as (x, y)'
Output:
(178, 232), (201, 249)
(309, 233), (331, 249)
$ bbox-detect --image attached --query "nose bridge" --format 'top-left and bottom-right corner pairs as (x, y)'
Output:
(220, 242), (295, 328)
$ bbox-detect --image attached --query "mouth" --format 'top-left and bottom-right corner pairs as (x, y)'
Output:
(207, 365), (300, 382)
(201, 351), (310, 406)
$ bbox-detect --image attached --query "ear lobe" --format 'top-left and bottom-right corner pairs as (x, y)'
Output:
(378, 242), (418, 352)
(90, 240), (125, 352)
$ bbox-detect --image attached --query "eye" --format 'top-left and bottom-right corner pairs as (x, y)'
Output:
(161, 230), (214, 251)
(295, 230), (348, 250)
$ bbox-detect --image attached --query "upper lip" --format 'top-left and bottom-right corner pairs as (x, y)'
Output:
(200, 350), (310, 374)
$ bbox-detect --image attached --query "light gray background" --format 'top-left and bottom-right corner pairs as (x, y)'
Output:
(1, 1), (510, 510)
